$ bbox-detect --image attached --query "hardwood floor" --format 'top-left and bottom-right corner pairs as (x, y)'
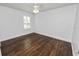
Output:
(1, 33), (73, 56)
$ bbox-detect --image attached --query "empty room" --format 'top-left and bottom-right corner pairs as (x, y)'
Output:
(0, 3), (79, 56)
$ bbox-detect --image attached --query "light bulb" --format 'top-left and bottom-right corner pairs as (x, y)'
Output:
(33, 9), (39, 14)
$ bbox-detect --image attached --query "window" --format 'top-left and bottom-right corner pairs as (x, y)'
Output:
(23, 16), (31, 29)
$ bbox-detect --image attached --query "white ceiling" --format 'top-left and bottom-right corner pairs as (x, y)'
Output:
(0, 3), (75, 14)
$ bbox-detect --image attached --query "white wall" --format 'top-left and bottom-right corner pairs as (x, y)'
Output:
(0, 4), (78, 56)
(72, 4), (79, 56)
(0, 6), (34, 42)
(35, 5), (76, 42)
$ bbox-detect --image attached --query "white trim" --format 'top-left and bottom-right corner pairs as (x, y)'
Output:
(35, 32), (71, 42)
(0, 32), (33, 42)
(71, 42), (75, 56)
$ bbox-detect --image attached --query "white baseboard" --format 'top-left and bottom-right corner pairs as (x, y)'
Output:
(35, 32), (71, 42)
(71, 42), (75, 56)
(0, 32), (33, 42)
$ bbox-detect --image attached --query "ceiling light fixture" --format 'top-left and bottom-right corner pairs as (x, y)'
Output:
(33, 4), (40, 14)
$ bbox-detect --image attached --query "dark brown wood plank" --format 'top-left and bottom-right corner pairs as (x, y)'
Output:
(1, 33), (73, 56)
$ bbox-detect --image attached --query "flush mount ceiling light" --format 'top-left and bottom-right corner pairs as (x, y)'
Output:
(33, 4), (40, 14)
